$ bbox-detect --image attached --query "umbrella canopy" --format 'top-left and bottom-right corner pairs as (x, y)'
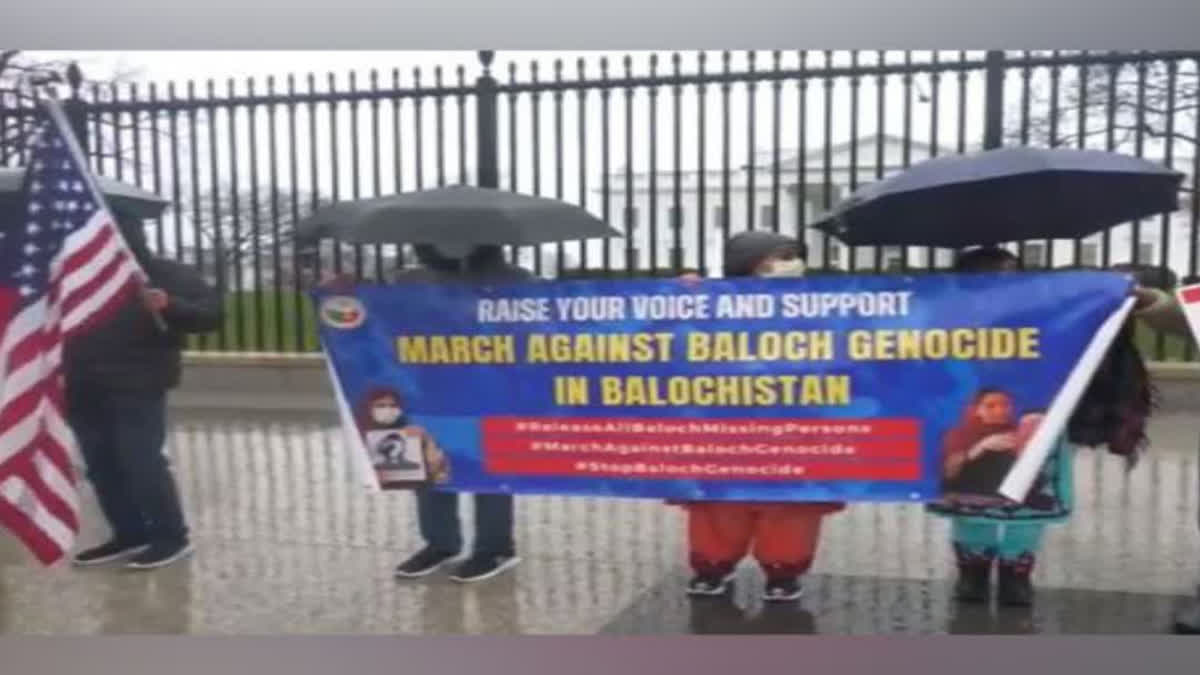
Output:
(297, 185), (621, 254)
(0, 167), (169, 220)
(812, 146), (1185, 248)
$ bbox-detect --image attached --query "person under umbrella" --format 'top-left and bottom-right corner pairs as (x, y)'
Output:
(677, 231), (844, 602)
(387, 243), (534, 583)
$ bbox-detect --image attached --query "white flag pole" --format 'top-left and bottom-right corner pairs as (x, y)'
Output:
(997, 297), (1135, 502)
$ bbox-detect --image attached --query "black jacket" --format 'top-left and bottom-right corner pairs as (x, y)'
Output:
(64, 258), (224, 393)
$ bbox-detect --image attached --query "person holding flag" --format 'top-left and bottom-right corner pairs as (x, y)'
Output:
(0, 99), (222, 570)
(65, 210), (223, 570)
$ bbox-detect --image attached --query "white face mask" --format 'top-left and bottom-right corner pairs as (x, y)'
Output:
(760, 259), (806, 278)
(371, 405), (402, 426)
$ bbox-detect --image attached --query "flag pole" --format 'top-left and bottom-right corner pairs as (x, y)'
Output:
(36, 89), (169, 333)
(997, 297), (1135, 502)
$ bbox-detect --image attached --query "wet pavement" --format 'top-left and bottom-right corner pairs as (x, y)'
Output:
(1, 391), (1197, 635)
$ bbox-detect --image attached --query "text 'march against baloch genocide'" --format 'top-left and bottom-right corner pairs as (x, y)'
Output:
(398, 289), (1040, 409)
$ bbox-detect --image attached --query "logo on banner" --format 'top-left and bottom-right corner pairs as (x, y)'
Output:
(320, 296), (367, 330)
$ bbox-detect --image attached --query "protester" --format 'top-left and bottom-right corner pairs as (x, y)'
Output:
(930, 246), (1167, 607)
(390, 244), (533, 583)
(66, 216), (223, 570)
(678, 231), (843, 602)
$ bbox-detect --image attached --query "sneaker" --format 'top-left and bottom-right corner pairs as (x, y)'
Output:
(126, 541), (194, 570)
(72, 540), (149, 567)
(449, 554), (521, 583)
(394, 548), (461, 578)
(763, 578), (804, 602)
(685, 574), (733, 597)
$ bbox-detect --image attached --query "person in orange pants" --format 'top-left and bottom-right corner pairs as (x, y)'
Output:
(679, 231), (844, 602)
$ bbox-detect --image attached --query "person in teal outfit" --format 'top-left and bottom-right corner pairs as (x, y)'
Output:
(930, 246), (1158, 608)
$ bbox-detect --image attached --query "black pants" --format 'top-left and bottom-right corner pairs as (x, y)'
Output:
(67, 386), (188, 546)
(416, 490), (514, 557)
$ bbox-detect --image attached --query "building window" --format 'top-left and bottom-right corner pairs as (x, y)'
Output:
(624, 206), (639, 235)
(803, 184), (845, 210)
(669, 206), (684, 230)
(882, 246), (904, 271)
(1022, 242), (1048, 268)
(828, 244), (843, 265)
(1079, 242), (1099, 267)
(760, 204), (778, 229)
(1137, 241), (1157, 264)
(713, 206), (728, 230)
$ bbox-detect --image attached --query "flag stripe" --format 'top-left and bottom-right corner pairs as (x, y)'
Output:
(0, 492), (65, 564)
(0, 474), (75, 560)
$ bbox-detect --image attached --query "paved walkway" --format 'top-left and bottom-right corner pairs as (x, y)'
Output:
(1, 391), (1197, 634)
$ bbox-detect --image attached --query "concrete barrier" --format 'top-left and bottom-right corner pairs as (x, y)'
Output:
(170, 351), (1200, 414)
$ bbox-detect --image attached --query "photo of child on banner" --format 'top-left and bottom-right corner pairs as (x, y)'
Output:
(356, 388), (451, 488)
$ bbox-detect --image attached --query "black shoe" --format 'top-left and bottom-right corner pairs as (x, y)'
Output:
(72, 540), (149, 567)
(954, 564), (992, 604)
(996, 565), (1035, 607)
(763, 578), (804, 602)
(686, 574), (733, 597)
(394, 547), (460, 578)
(1173, 602), (1200, 634)
(449, 554), (521, 583)
(126, 541), (194, 570)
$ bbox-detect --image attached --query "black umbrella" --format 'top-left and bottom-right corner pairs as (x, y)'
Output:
(0, 167), (169, 220)
(297, 185), (620, 254)
(813, 146), (1185, 248)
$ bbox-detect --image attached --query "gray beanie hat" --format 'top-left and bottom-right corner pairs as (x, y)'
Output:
(722, 231), (806, 277)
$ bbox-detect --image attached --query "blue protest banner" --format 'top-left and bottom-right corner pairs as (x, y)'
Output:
(313, 271), (1129, 503)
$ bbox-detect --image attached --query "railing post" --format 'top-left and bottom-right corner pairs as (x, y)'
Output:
(982, 50), (1006, 150)
(61, 61), (90, 158)
(476, 50), (499, 189)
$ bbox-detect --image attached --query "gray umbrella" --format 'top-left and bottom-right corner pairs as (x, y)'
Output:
(0, 167), (169, 220)
(296, 185), (620, 254)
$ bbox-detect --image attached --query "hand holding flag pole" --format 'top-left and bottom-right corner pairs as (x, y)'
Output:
(37, 89), (169, 333)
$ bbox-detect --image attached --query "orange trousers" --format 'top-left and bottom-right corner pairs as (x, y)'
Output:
(686, 502), (834, 580)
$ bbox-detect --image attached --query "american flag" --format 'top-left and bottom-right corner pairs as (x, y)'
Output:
(0, 102), (146, 564)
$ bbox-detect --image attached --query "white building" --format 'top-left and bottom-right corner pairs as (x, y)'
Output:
(584, 134), (1197, 279)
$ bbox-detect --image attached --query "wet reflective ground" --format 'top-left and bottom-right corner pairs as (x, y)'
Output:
(1, 396), (1197, 634)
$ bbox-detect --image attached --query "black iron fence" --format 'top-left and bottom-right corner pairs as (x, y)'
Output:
(2, 50), (1198, 357)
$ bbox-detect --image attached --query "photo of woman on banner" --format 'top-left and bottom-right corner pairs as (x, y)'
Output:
(356, 388), (450, 488)
(677, 231), (843, 603)
(940, 392), (1059, 512)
